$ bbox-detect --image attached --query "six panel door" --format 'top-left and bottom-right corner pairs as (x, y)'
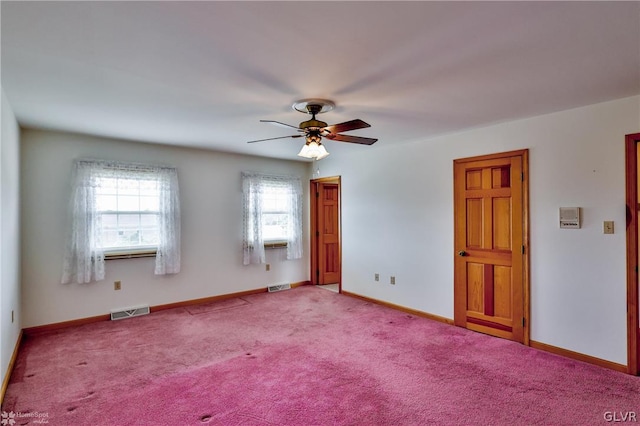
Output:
(454, 152), (526, 342)
(317, 182), (340, 285)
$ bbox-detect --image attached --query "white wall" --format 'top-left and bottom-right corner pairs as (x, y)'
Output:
(1, 88), (21, 385)
(21, 129), (311, 327)
(17, 96), (640, 365)
(318, 96), (640, 365)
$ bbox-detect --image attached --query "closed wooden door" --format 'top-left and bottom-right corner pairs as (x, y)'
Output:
(311, 178), (341, 286)
(624, 133), (640, 375)
(454, 150), (529, 343)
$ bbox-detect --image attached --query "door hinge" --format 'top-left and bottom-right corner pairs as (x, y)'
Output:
(521, 172), (524, 181)
(316, 230), (320, 237)
(522, 245), (525, 254)
(316, 269), (320, 277)
(522, 317), (526, 327)
(316, 192), (320, 198)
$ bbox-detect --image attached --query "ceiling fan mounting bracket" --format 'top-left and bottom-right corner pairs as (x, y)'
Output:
(292, 99), (335, 115)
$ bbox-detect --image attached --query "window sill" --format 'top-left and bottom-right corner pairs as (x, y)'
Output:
(264, 242), (288, 249)
(105, 249), (157, 260)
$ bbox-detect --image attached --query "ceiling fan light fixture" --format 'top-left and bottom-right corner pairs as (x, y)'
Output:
(298, 141), (329, 160)
(306, 133), (322, 144)
(315, 144), (329, 160)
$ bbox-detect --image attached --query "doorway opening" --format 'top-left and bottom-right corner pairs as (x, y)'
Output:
(310, 176), (341, 293)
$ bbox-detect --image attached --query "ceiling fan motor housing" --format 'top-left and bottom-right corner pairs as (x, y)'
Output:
(299, 118), (328, 130)
(299, 103), (328, 130)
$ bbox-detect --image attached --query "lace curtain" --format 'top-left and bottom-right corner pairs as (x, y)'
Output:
(242, 172), (303, 265)
(61, 159), (181, 284)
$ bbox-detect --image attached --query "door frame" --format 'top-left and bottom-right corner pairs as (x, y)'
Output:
(310, 176), (342, 290)
(624, 133), (640, 375)
(453, 149), (530, 345)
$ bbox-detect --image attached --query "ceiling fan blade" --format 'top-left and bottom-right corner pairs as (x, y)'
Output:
(325, 134), (378, 145)
(260, 120), (302, 131)
(247, 134), (303, 143)
(323, 119), (371, 134)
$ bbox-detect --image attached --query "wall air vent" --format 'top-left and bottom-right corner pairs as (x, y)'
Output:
(268, 283), (291, 293)
(110, 304), (150, 321)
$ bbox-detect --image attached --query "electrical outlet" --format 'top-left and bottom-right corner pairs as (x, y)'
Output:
(604, 221), (614, 234)
(374, 273), (379, 282)
(390, 276), (396, 285)
(266, 264), (271, 271)
(114, 280), (122, 291)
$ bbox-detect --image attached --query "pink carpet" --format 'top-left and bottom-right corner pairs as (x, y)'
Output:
(4, 286), (640, 425)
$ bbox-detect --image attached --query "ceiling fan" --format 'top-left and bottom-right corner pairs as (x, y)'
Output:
(247, 99), (378, 160)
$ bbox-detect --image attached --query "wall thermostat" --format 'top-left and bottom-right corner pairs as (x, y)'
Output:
(559, 207), (581, 229)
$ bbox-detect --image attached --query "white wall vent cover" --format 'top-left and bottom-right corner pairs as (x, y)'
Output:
(268, 283), (291, 293)
(110, 304), (150, 321)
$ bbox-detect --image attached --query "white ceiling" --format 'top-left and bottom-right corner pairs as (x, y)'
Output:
(2, 1), (639, 161)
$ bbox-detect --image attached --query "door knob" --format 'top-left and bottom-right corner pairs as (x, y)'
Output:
(458, 250), (467, 257)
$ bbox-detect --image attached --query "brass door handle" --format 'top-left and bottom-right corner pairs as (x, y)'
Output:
(458, 250), (467, 257)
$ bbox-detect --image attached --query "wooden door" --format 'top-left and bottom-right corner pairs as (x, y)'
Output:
(625, 133), (640, 375)
(311, 178), (341, 286)
(454, 150), (529, 343)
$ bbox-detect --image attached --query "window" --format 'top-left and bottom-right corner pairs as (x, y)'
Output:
(61, 159), (181, 284)
(96, 176), (161, 253)
(260, 184), (292, 243)
(242, 172), (303, 265)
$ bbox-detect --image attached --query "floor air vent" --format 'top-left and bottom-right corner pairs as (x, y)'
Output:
(110, 305), (150, 321)
(268, 283), (291, 293)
